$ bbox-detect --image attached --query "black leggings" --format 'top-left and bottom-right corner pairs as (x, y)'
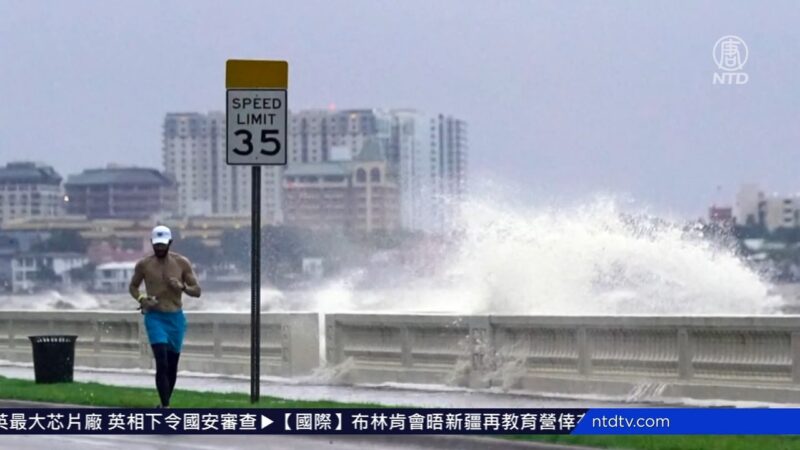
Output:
(151, 344), (180, 407)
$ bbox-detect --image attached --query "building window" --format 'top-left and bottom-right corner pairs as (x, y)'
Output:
(370, 168), (381, 183)
(356, 169), (367, 183)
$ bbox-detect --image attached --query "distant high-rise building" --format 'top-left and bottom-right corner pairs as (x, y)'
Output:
(288, 109), (467, 233)
(162, 112), (282, 222)
(288, 109), (393, 164)
(0, 162), (63, 225)
(64, 166), (177, 219)
(163, 113), (213, 216)
(393, 111), (467, 233)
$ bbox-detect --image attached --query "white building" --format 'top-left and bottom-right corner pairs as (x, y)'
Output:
(393, 111), (468, 233)
(763, 195), (800, 231)
(393, 111), (436, 232)
(734, 184), (800, 231)
(162, 112), (282, 222)
(11, 252), (89, 293)
(94, 261), (137, 292)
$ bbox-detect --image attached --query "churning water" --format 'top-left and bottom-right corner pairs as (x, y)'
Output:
(307, 196), (779, 315)
(0, 197), (781, 315)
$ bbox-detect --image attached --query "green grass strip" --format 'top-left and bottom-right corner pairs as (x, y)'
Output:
(0, 375), (379, 408)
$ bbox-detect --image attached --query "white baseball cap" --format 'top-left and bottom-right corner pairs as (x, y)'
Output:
(151, 225), (172, 245)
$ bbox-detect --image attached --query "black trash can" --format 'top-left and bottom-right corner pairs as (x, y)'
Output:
(28, 335), (78, 383)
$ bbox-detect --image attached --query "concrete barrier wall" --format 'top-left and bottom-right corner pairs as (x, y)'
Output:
(0, 311), (319, 377)
(5, 311), (800, 403)
(325, 314), (800, 389)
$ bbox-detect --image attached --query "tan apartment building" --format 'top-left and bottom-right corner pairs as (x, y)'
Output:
(283, 141), (400, 233)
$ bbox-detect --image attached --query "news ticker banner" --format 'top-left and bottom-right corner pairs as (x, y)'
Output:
(2, 408), (800, 435)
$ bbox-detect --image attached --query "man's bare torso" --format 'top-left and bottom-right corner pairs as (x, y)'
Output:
(130, 252), (198, 312)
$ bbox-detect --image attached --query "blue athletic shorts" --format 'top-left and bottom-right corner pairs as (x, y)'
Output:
(144, 310), (187, 353)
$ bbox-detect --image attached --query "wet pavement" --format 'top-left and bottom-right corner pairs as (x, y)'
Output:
(0, 363), (644, 408)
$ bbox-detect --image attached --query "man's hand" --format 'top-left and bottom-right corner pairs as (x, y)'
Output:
(167, 277), (185, 293)
(138, 294), (158, 313)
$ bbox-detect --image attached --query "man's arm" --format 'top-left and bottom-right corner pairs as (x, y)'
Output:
(181, 258), (202, 298)
(129, 260), (146, 301)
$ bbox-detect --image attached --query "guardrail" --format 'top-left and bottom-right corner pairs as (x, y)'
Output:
(0, 311), (319, 377)
(5, 311), (800, 403)
(325, 314), (800, 389)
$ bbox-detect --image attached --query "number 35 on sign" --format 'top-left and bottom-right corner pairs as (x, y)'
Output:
(226, 90), (287, 165)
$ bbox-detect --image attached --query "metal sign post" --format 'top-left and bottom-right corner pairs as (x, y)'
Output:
(250, 165), (261, 403)
(225, 60), (288, 403)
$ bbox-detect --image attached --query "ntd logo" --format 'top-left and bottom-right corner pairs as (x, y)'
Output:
(712, 35), (749, 85)
(713, 72), (749, 85)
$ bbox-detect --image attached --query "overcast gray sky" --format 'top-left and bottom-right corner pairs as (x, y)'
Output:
(0, 0), (798, 217)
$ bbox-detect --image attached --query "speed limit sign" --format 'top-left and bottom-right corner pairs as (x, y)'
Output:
(226, 60), (288, 165)
(225, 59), (289, 405)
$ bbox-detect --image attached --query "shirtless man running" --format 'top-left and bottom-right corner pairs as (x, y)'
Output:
(129, 225), (201, 408)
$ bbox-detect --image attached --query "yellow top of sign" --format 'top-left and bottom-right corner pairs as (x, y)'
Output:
(226, 60), (288, 89)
